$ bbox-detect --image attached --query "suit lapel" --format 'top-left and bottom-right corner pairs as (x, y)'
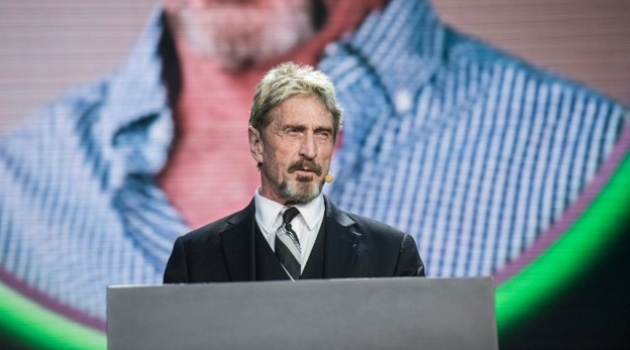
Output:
(220, 200), (256, 281)
(323, 197), (361, 279)
(254, 223), (292, 281)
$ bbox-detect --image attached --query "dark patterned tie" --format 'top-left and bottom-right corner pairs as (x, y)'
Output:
(275, 207), (301, 280)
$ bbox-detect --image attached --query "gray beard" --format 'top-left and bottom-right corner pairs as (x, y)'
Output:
(279, 176), (322, 204)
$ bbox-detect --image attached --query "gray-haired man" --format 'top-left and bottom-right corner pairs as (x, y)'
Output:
(164, 62), (425, 283)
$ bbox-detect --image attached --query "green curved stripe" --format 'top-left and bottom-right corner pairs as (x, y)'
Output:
(0, 282), (105, 349)
(1, 154), (629, 348)
(495, 151), (630, 333)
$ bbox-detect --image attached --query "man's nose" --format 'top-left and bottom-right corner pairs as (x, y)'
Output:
(299, 133), (318, 159)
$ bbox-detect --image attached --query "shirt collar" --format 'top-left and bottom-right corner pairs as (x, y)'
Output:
(320, 0), (444, 101)
(95, 7), (174, 189)
(254, 188), (325, 232)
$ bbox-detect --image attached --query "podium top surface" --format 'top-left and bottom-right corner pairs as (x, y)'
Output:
(107, 277), (497, 350)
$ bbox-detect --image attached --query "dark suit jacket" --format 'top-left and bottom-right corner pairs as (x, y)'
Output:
(163, 196), (424, 283)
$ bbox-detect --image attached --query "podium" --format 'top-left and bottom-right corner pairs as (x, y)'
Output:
(107, 277), (497, 349)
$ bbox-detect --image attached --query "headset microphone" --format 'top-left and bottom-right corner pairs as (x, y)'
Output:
(325, 173), (334, 183)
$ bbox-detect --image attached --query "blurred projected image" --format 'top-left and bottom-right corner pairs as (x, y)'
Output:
(0, 0), (628, 332)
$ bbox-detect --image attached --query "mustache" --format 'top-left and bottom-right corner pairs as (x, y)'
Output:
(288, 160), (323, 176)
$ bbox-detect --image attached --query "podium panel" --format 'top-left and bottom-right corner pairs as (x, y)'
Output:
(107, 277), (497, 350)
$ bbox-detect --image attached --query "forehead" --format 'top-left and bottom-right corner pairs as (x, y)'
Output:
(270, 94), (333, 127)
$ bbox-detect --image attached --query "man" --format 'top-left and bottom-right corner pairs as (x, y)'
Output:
(164, 62), (424, 283)
(0, 0), (627, 326)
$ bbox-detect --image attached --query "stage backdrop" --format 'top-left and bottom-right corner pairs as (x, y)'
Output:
(0, 0), (629, 349)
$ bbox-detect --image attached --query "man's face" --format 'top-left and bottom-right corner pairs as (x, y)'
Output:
(249, 94), (335, 204)
(165, 0), (315, 70)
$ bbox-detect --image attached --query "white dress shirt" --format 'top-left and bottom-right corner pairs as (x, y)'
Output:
(254, 189), (325, 272)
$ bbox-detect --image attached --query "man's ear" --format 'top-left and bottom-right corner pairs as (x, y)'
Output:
(248, 126), (264, 164)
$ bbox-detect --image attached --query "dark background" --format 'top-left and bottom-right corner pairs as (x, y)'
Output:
(501, 222), (630, 349)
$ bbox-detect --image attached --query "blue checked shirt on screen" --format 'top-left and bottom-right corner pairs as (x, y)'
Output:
(0, 0), (627, 321)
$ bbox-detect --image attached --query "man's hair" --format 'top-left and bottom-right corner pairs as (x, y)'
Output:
(249, 62), (343, 140)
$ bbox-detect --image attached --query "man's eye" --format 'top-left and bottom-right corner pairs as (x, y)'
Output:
(317, 131), (331, 139)
(287, 128), (300, 135)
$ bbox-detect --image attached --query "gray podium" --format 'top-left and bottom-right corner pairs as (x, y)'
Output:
(107, 278), (497, 350)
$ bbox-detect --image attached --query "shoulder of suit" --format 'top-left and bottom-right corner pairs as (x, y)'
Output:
(324, 196), (407, 238)
(343, 211), (408, 240)
(178, 204), (252, 243)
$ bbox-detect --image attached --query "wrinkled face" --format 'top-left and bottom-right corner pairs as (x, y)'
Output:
(165, 0), (315, 70)
(249, 94), (335, 204)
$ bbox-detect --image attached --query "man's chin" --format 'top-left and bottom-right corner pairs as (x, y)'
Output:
(281, 179), (322, 204)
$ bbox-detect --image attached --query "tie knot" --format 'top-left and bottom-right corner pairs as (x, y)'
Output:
(282, 207), (300, 226)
